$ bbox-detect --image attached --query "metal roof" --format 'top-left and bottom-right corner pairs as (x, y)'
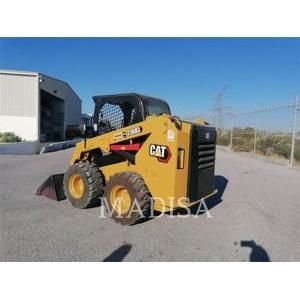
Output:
(92, 92), (168, 105)
(0, 69), (39, 77)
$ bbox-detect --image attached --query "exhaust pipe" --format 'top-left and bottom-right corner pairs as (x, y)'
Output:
(35, 174), (66, 201)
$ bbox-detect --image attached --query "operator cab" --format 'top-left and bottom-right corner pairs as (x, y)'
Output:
(92, 93), (171, 135)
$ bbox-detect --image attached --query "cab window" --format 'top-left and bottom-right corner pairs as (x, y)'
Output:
(147, 100), (170, 116)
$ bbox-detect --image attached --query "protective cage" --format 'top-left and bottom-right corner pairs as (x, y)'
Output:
(92, 93), (171, 135)
(99, 101), (136, 132)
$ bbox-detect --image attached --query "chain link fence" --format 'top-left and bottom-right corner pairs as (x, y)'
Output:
(186, 97), (300, 167)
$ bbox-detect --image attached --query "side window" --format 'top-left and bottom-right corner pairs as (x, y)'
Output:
(147, 100), (170, 116)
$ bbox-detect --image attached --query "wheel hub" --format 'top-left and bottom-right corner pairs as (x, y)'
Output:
(110, 185), (131, 215)
(69, 174), (84, 199)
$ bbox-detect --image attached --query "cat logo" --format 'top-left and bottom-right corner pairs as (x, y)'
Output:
(149, 144), (171, 163)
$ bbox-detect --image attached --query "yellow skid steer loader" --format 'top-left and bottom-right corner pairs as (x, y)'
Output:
(36, 93), (217, 225)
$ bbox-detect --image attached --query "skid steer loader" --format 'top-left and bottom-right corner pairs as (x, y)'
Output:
(36, 93), (217, 225)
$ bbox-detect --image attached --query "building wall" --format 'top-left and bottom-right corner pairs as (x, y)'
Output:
(39, 74), (82, 131)
(0, 70), (82, 143)
(0, 71), (39, 141)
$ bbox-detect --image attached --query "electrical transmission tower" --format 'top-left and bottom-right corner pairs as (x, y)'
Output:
(211, 86), (230, 129)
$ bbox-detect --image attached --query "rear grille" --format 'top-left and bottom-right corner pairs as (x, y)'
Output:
(198, 143), (215, 170)
(187, 126), (216, 202)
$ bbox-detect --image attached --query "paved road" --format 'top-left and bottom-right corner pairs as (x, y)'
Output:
(0, 148), (299, 261)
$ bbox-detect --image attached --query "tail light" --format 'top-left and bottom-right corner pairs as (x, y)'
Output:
(177, 148), (185, 169)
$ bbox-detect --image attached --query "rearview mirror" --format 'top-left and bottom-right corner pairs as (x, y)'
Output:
(93, 123), (98, 132)
(79, 122), (86, 135)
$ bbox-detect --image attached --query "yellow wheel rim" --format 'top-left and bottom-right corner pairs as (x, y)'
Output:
(110, 185), (131, 215)
(69, 174), (85, 199)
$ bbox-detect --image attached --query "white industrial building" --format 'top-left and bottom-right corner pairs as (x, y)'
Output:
(0, 70), (82, 153)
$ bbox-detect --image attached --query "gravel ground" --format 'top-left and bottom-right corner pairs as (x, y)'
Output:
(0, 148), (299, 261)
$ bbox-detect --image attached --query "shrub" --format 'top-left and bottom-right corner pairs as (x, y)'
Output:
(0, 132), (22, 143)
(294, 140), (300, 162)
(217, 129), (230, 146)
(232, 137), (254, 152)
(232, 127), (254, 152)
(257, 135), (291, 159)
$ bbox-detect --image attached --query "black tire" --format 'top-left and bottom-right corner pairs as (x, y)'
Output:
(63, 161), (104, 209)
(104, 172), (152, 225)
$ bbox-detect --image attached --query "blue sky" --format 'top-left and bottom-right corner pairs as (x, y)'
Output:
(0, 38), (299, 117)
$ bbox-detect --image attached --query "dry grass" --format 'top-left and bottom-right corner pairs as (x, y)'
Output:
(217, 128), (300, 163)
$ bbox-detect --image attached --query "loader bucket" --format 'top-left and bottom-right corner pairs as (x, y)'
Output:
(35, 174), (66, 201)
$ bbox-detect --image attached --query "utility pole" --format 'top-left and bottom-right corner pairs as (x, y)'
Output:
(229, 112), (235, 152)
(253, 110), (259, 154)
(290, 96), (299, 167)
